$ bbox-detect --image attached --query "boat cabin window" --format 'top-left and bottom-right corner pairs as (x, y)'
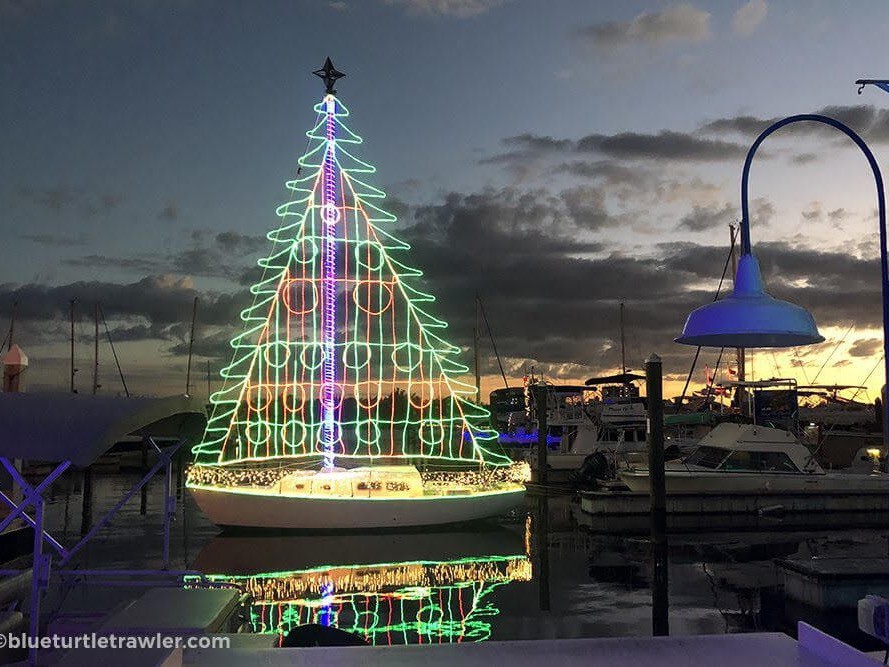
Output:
(685, 446), (730, 469)
(720, 450), (800, 473)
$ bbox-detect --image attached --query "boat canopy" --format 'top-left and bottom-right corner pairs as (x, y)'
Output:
(0, 393), (206, 466)
(585, 373), (645, 386)
(663, 411), (720, 426)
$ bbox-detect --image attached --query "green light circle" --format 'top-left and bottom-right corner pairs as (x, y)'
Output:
(353, 610), (380, 631)
(314, 422), (342, 448)
(246, 419), (270, 446)
(391, 343), (422, 372)
(342, 342), (372, 370)
(355, 241), (385, 271)
(283, 420), (307, 450)
(355, 420), (381, 447)
(292, 238), (318, 264)
(299, 343), (326, 370)
(263, 342), (291, 369)
(419, 420), (445, 445)
(416, 603), (443, 626)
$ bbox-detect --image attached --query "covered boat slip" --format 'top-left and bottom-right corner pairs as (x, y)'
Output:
(0, 393), (207, 656)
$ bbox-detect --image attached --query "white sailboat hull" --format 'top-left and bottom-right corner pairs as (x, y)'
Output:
(189, 484), (525, 530)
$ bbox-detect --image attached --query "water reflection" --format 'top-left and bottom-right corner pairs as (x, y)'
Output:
(35, 474), (889, 649)
(191, 527), (532, 644)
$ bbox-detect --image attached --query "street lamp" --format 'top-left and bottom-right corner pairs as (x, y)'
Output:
(675, 114), (889, 444)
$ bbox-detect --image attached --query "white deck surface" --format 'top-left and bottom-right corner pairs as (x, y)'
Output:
(28, 623), (881, 666)
(173, 628), (879, 666)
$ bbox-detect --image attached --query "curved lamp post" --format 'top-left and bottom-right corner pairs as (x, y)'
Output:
(676, 114), (889, 444)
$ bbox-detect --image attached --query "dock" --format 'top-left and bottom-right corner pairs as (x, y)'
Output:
(154, 624), (877, 666)
(778, 558), (889, 610)
(580, 488), (889, 517)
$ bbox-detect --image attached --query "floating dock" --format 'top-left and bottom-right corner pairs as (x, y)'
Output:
(580, 488), (889, 518)
(778, 558), (889, 610)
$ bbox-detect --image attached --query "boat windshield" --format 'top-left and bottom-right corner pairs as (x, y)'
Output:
(684, 446), (730, 469)
(720, 450), (800, 473)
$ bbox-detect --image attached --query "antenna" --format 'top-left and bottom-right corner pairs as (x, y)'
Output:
(619, 302), (627, 375)
(7, 301), (16, 351)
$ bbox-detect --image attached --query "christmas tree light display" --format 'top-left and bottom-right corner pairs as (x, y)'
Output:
(186, 59), (526, 528)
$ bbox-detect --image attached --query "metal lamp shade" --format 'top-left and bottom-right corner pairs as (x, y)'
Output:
(675, 253), (824, 348)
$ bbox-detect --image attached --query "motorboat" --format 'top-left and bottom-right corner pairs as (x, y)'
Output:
(620, 422), (889, 495)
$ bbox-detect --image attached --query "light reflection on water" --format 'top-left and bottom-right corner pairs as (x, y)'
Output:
(190, 530), (532, 644)
(37, 470), (889, 648)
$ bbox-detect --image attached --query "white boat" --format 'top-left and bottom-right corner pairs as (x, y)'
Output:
(620, 422), (889, 495)
(497, 377), (649, 474)
(186, 70), (526, 530)
(188, 464), (526, 530)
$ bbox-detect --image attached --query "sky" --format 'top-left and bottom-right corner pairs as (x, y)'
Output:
(2, 0), (889, 402)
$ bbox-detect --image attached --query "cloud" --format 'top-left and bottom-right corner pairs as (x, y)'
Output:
(64, 231), (269, 281)
(555, 160), (651, 188)
(699, 105), (889, 143)
(752, 197), (774, 226)
(828, 208), (847, 225)
(383, 0), (508, 18)
(193, 230), (266, 256)
(15, 186), (123, 218)
(849, 338), (882, 358)
(65, 255), (164, 275)
(17, 186), (78, 211)
(18, 233), (90, 247)
(802, 201), (822, 221)
(328, 1), (348, 9)
(559, 186), (618, 230)
(677, 203), (735, 232)
(790, 153), (819, 165)
(580, 3), (712, 48)
(732, 0), (767, 36)
(577, 130), (745, 161)
(8, 186), (886, 393)
(158, 201), (179, 221)
(0, 0), (42, 19)
(484, 130), (747, 169)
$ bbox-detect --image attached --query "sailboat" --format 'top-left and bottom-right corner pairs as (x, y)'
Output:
(186, 59), (527, 529)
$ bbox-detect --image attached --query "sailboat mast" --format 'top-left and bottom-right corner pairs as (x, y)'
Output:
(69, 298), (77, 393)
(619, 302), (627, 375)
(474, 292), (481, 400)
(92, 303), (99, 395)
(314, 58), (346, 469)
(185, 296), (198, 395)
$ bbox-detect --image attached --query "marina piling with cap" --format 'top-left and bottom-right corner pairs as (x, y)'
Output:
(646, 353), (669, 636)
